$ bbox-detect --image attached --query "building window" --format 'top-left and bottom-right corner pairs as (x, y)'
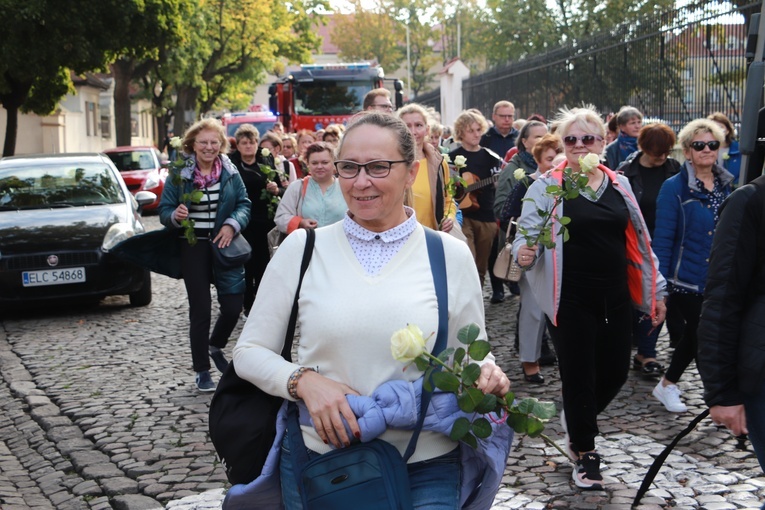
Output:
(100, 115), (111, 139)
(86, 102), (98, 136)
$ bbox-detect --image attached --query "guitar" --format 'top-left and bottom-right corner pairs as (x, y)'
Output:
(455, 172), (500, 212)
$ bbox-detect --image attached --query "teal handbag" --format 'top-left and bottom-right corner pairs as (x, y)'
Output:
(287, 228), (448, 510)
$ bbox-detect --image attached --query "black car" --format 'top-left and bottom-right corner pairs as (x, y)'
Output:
(0, 153), (155, 307)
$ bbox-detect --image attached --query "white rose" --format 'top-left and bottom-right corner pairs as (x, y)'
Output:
(513, 168), (526, 181)
(579, 153), (601, 173)
(390, 324), (427, 364)
(454, 155), (467, 168)
(261, 148), (271, 158)
(443, 154), (452, 164)
(169, 136), (183, 149)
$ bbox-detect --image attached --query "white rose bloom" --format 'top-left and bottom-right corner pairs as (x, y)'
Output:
(261, 148), (271, 158)
(513, 168), (526, 181)
(454, 155), (467, 168)
(579, 153), (601, 173)
(390, 324), (427, 363)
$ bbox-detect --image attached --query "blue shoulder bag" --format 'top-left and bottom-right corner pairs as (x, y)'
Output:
(287, 228), (449, 510)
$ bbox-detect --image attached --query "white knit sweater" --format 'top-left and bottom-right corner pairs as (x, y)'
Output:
(233, 221), (490, 462)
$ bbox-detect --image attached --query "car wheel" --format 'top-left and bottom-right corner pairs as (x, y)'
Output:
(129, 270), (152, 307)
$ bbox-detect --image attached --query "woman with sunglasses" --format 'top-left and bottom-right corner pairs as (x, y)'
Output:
(514, 105), (666, 490)
(651, 119), (735, 413)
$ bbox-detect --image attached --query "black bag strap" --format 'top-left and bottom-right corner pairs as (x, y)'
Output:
(287, 228), (448, 464)
(280, 228), (316, 362)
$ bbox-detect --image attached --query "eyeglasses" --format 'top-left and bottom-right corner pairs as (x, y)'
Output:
(370, 103), (394, 111)
(334, 160), (407, 178)
(195, 140), (221, 148)
(689, 140), (721, 152)
(562, 135), (604, 147)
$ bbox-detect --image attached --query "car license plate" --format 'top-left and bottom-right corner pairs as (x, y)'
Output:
(22, 267), (87, 287)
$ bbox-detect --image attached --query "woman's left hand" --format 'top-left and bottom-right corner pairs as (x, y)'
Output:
(653, 297), (667, 326)
(266, 181), (279, 195)
(440, 218), (454, 233)
(476, 363), (511, 397)
(213, 224), (235, 248)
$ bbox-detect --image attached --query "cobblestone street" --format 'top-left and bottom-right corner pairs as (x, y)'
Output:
(0, 216), (763, 509)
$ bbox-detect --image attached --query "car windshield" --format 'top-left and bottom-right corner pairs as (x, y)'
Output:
(106, 150), (156, 171)
(294, 80), (372, 115)
(0, 163), (124, 210)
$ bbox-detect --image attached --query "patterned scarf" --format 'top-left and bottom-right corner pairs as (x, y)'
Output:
(193, 157), (222, 189)
(618, 132), (639, 162)
(519, 149), (538, 171)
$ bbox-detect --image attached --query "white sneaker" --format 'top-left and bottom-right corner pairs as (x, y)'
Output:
(652, 381), (688, 412)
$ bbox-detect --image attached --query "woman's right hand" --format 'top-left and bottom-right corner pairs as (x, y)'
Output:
(517, 244), (538, 267)
(174, 204), (188, 222)
(296, 371), (361, 449)
(299, 218), (318, 229)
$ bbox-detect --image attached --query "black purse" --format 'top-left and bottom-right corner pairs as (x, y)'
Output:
(208, 229), (315, 485)
(210, 233), (252, 268)
(287, 228), (448, 510)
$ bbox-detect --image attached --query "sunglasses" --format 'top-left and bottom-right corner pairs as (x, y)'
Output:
(562, 135), (604, 147)
(689, 140), (721, 152)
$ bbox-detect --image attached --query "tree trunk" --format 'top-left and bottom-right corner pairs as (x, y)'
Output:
(0, 75), (32, 157)
(112, 60), (135, 147)
(173, 85), (199, 137)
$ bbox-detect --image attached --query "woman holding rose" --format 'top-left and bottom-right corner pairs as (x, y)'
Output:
(233, 112), (510, 509)
(513, 106), (666, 490)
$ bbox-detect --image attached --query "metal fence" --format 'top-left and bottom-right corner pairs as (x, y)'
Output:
(426, 0), (761, 132)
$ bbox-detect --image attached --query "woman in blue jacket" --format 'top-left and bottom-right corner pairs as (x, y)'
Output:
(652, 118), (734, 413)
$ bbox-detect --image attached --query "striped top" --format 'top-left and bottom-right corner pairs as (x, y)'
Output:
(189, 182), (221, 237)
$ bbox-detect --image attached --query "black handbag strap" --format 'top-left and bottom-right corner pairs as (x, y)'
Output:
(287, 228), (448, 464)
(280, 228), (316, 362)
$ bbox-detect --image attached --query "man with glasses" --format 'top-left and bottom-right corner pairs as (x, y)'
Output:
(363, 88), (394, 112)
(480, 100), (519, 303)
(480, 100), (519, 158)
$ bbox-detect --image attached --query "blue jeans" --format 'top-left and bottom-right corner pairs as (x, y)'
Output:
(744, 378), (765, 475)
(279, 433), (461, 510)
(633, 309), (660, 359)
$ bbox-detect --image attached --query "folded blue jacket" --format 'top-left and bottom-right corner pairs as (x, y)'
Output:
(223, 378), (514, 510)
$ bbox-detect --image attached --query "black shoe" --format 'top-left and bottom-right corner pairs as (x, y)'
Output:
(523, 371), (545, 384)
(507, 281), (521, 296)
(641, 361), (664, 377)
(490, 292), (505, 304)
(210, 349), (229, 373)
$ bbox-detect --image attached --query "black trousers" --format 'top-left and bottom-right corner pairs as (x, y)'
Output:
(242, 222), (272, 314)
(547, 280), (633, 453)
(180, 239), (243, 373)
(664, 293), (703, 384)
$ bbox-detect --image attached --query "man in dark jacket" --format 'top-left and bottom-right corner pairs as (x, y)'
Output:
(480, 100), (518, 303)
(698, 175), (765, 472)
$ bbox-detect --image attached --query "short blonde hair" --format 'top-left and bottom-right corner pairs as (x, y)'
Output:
(182, 118), (229, 155)
(493, 100), (515, 115)
(453, 110), (489, 142)
(677, 119), (725, 150)
(554, 105), (606, 139)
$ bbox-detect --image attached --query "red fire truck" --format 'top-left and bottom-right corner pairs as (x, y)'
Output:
(268, 62), (403, 132)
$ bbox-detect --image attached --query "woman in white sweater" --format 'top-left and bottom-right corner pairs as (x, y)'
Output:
(234, 112), (510, 509)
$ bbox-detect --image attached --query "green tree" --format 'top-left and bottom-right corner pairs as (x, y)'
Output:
(331, 0), (406, 70)
(107, 0), (188, 146)
(0, 1), (116, 156)
(169, 0), (323, 135)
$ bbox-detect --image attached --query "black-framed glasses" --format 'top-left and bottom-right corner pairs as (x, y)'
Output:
(334, 160), (407, 178)
(562, 135), (604, 147)
(690, 140), (721, 152)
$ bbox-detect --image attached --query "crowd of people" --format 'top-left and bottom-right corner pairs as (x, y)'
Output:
(118, 90), (764, 505)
